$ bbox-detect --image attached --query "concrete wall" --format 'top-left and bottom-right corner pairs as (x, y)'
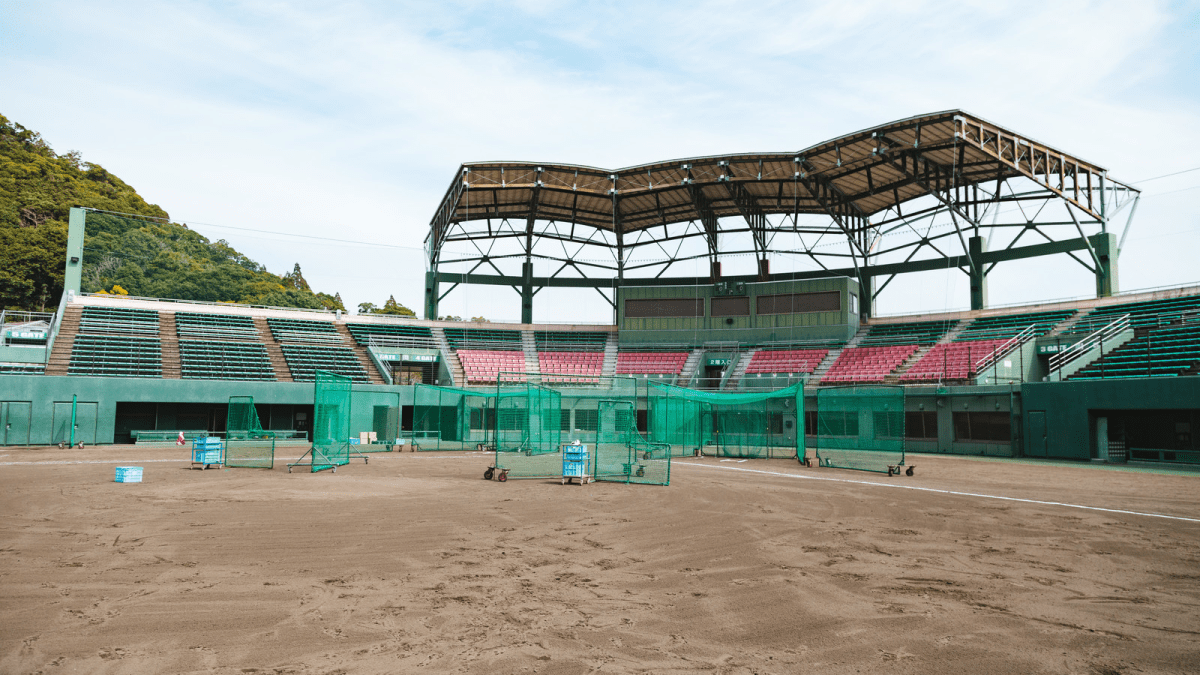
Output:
(0, 374), (415, 446)
(1021, 376), (1200, 460)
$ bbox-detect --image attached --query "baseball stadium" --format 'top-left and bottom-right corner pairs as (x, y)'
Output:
(2, 111), (1198, 672)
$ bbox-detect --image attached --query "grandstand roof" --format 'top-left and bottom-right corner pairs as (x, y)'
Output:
(430, 110), (1135, 236)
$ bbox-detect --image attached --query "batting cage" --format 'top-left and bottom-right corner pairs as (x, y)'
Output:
(811, 385), (906, 474)
(289, 370), (368, 473)
(491, 381), (564, 479)
(648, 382), (804, 459)
(592, 398), (671, 485)
(409, 384), (496, 451)
(225, 395), (274, 468)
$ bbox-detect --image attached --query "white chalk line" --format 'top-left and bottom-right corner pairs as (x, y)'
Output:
(674, 461), (1200, 524)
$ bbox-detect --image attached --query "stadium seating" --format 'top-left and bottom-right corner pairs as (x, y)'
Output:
(175, 312), (259, 341)
(68, 335), (162, 378)
(820, 345), (917, 384)
(1068, 323), (1200, 380)
(900, 339), (1009, 382)
(533, 331), (608, 351)
(458, 349), (526, 383)
(345, 323), (436, 349)
(0, 363), (46, 374)
(858, 320), (955, 346)
(539, 351), (603, 383)
(178, 340), (276, 380)
(280, 344), (370, 382)
(443, 328), (523, 351)
(616, 351), (688, 375)
(1067, 295), (1200, 336)
(266, 317), (343, 343)
(745, 349), (829, 375)
(955, 310), (1076, 342)
(79, 306), (159, 335)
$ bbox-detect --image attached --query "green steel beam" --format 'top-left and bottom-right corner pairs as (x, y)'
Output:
(436, 234), (1107, 290)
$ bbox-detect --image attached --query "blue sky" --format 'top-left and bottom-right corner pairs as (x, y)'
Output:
(2, 0), (1198, 321)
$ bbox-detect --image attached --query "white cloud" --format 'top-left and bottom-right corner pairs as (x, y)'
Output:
(1, 0), (1196, 320)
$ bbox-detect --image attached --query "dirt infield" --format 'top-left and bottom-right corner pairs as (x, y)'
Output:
(1, 446), (1198, 674)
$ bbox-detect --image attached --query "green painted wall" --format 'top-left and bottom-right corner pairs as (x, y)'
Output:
(617, 277), (859, 346)
(0, 374), (420, 446)
(1021, 376), (1200, 460)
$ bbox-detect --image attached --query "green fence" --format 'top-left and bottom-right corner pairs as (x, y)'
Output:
(288, 370), (353, 473)
(812, 385), (905, 473)
(593, 399), (671, 485)
(410, 384), (496, 451)
(350, 390), (401, 452)
(649, 382), (803, 459)
(493, 382), (564, 479)
(225, 395), (274, 468)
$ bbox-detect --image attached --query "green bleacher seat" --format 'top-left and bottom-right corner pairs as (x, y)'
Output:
(175, 312), (259, 341)
(859, 320), (956, 346)
(68, 335), (162, 378)
(1068, 296), (1200, 337)
(345, 323), (435, 348)
(267, 318), (343, 344)
(534, 331), (609, 351)
(956, 310), (1076, 342)
(179, 340), (276, 380)
(1068, 323), (1200, 380)
(443, 328), (523, 351)
(0, 363), (45, 374)
(79, 306), (159, 336)
(280, 344), (369, 383)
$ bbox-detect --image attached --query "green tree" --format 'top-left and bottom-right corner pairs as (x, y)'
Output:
(358, 295), (416, 317)
(0, 114), (347, 312)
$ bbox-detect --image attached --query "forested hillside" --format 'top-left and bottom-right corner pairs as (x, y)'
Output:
(0, 114), (345, 312)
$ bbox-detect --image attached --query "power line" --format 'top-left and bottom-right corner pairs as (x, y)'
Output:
(1132, 166), (1200, 184)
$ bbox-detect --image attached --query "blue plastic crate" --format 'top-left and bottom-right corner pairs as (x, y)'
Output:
(115, 466), (143, 483)
(192, 436), (222, 451)
(192, 448), (222, 465)
(561, 443), (589, 478)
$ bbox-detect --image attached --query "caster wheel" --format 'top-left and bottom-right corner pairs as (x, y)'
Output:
(364, 458), (369, 464)
(58, 442), (65, 449)
(906, 466), (915, 477)
(636, 466), (645, 478)
(498, 472), (508, 483)
(201, 465), (206, 471)
(78, 442), (85, 449)
(288, 468), (293, 473)
(484, 467), (495, 480)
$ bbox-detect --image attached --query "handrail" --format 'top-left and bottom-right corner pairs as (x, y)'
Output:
(366, 335), (438, 351)
(1048, 313), (1130, 374)
(973, 324), (1037, 374)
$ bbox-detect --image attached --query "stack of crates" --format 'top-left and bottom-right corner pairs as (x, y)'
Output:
(561, 443), (590, 485)
(191, 436), (224, 469)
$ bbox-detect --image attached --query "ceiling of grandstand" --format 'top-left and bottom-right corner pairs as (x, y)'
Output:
(430, 110), (1131, 239)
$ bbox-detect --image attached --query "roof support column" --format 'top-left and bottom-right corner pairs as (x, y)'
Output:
(969, 235), (988, 310)
(424, 270), (440, 320)
(1094, 232), (1119, 298)
(521, 260), (534, 324)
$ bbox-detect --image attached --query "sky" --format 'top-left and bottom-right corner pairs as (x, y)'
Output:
(2, 0), (1198, 322)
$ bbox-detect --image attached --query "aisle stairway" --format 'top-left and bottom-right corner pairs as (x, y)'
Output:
(676, 349), (704, 387)
(335, 323), (386, 384)
(521, 330), (540, 376)
(888, 319), (965, 383)
(158, 312), (182, 379)
(45, 305), (81, 376)
(431, 326), (463, 387)
(601, 333), (618, 378)
(252, 317), (293, 382)
(722, 348), (756, 390)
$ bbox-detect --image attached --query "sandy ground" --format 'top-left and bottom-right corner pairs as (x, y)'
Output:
(1, 446), (1198, 675)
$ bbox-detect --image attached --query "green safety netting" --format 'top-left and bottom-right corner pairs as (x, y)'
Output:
(812, 385), (905, 473)
(649, 382), (804, 459)
(225, 395), (274, 468)
(493, 382), (564, 478)
(593, 399), (671, 485)
(410, 384), (496, 451)
(350, 390), (401, 452)
(288, 370), (353, 473)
